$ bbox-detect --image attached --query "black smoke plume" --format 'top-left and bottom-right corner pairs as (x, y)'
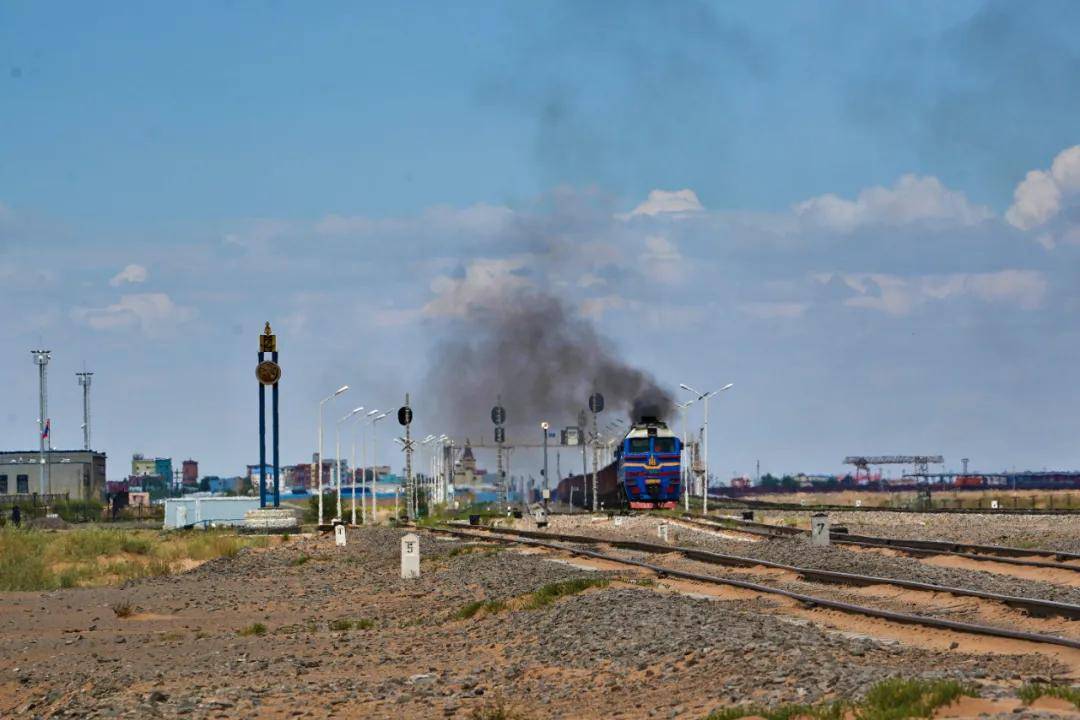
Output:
(425, 288), (674, 437)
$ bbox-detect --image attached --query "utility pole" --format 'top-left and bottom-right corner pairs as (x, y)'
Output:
(76, 371), (93, 451)
(32, 350), (51, 496)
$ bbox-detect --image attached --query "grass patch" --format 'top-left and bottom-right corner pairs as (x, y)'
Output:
(289, 554), (311, 566)
(524, 578), (608, 609)
(327, 617), (377, 631)
(455, 599), (507, 620)
(0, 526), (271, 591)
(1018, 683), (1080, 709)
(237, 622), (267, 637)
(704, 678), (975, 720)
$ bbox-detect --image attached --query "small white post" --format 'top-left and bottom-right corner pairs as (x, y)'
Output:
(658, 522), (670, 543)
(335, 523), (347, 547)
(810, 513), (830, 546)
(401, 532), (420, 579)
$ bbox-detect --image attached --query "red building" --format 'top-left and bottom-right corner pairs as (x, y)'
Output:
(182, 459), (199, 486)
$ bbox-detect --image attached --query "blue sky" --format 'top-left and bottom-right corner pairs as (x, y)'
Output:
(2, 1), (1079, 480)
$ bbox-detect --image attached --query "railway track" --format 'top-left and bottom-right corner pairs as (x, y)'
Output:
(682, 515), (1080, 573)
(431, 524), (1080, 650)
(706, 497), (1080, 515)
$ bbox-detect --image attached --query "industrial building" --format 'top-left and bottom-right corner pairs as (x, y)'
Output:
(182, 459), (199, 486)
(0, 450), (107, 501)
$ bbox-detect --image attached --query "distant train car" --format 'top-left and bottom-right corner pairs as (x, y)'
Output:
(555, 417), (682, 510)
(617, 417), (682, 510)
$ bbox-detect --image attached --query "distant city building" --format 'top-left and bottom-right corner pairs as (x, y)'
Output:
(182, 459), (198, 486)
(131, 454), (157, 477)
(453, 440), (488, 487)
(0, 450), (106, 501)
(283, 464), (311, 491)
(208, 476), (243, 494)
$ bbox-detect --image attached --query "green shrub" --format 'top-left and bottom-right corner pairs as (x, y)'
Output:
(53, 499), (105, 523)
(0, 527), (50, 590)
(525, 578), (608, 609)
(238, 622), (267, 636)
(1018, 683), (1080, 709)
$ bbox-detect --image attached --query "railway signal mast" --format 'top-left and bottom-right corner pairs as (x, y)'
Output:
(398, 396), (415, 520)
(588, 392), (604, 512)
(492, 398), (507, 510)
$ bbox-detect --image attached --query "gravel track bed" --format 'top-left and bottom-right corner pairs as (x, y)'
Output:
(1, 526), (1072, 720)
(524, 515), (1080, 605)
(753, 510), (1080, 554)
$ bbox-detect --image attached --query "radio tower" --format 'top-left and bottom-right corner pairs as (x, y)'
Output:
(77, 371), (93, 450)
(31, 350), (51, 495)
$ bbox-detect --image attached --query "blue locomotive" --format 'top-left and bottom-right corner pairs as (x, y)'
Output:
(615, 417), (682, 509)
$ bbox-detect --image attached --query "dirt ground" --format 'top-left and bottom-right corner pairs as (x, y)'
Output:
(0, 527), (1074, 719)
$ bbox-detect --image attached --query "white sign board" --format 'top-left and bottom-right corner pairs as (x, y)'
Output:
(335, 524), (347, 547)
(855, 500), (862, 507)
(401, 533), (420, 579)
(991, 500), (999, 510)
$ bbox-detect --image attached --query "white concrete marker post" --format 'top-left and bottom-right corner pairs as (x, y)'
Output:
(335, 523), (347, 547)
(658, 523), (670, 543)
(810, 513), (830, 546)
(991, 500), (999, 510)
(401, 532), (420, 579)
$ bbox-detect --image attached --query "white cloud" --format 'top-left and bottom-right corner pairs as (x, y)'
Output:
(623, 189), (704, 218)
(422, 257), (532, 319)
(795, 175), (992, 232)
(827, 270), (1046, 316)
(108, 263), (149, 287)
(73, 293), (195, 336)
(640, 235), (684, 283)
(1006, 145), (1080, 230)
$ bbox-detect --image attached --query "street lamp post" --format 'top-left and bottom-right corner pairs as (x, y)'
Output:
(679, 382), (733, 515)
(335, 407), (363, 521)
(356, 409), (379, 525)
(370, 412), (388, 523)
(317, 385), (349, 526)
(541, 421), (550, 509)
(676, 400), (694, 511)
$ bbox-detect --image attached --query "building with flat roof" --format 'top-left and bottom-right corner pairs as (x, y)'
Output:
(0, 450), (106, 501)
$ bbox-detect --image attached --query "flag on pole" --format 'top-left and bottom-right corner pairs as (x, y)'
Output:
(41, 419), (50, 439)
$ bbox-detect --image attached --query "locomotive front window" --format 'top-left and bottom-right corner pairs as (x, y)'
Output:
(628, 438), (650, 453)
(653, 438), (676, 453)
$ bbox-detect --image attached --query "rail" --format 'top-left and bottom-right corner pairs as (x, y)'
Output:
(429, 524), (1080, 650)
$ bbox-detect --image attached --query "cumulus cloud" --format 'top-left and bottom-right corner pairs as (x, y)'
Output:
(640, 235), (684, 283)
(623, 189), (704, 218)
(1005, 145), (1080, 230)
(827, 270), (1046, 316)
(73, 293), (195, 336)
(422, 257), (532, 319)
(108, 264), (149, 287)
(795, 174), (992, 232)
